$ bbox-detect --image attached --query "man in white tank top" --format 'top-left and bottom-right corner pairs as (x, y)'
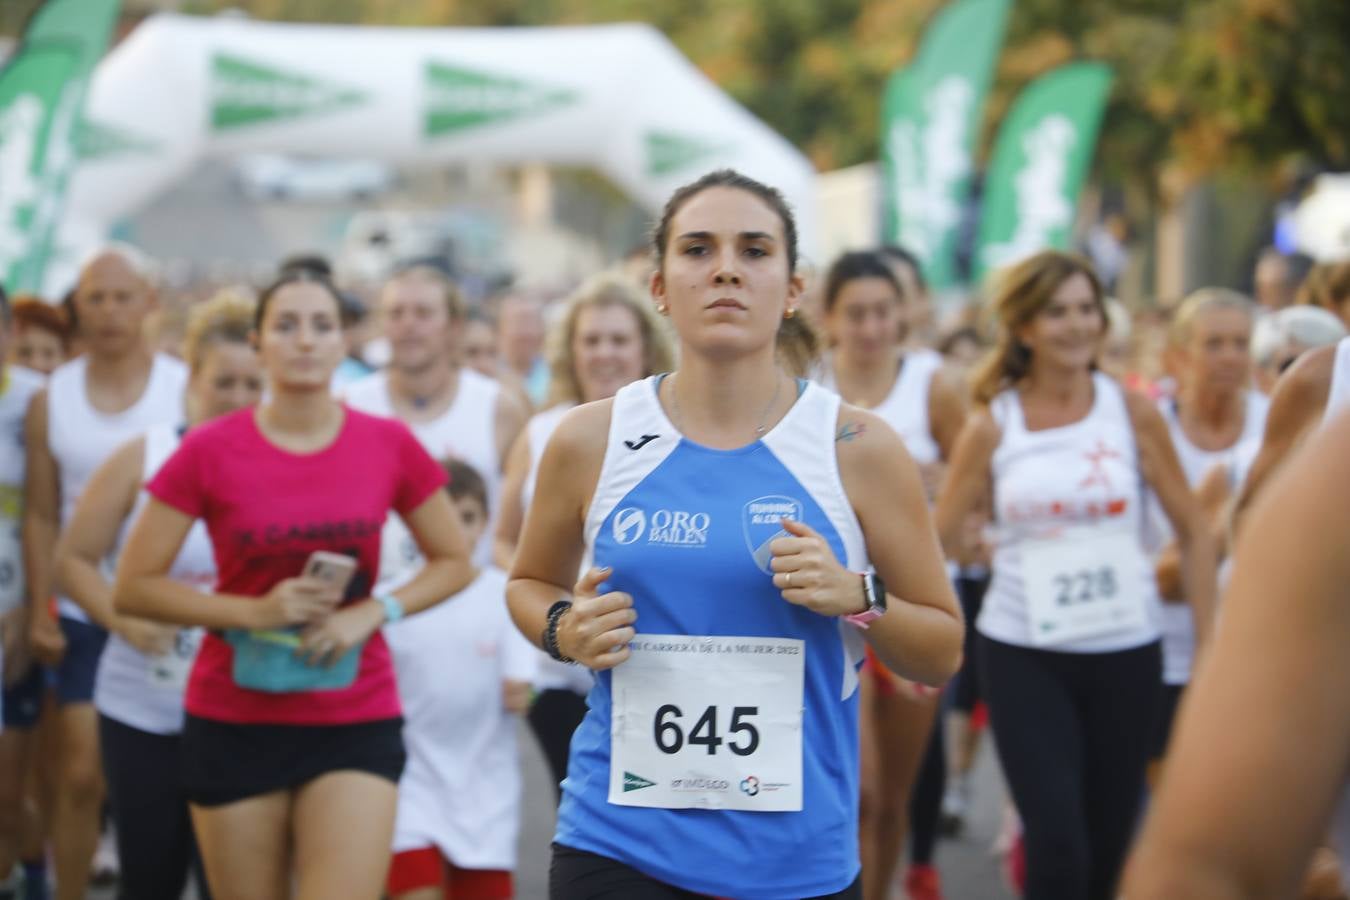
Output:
(343, 266), (526, 573)
(22, 246), (187, 900)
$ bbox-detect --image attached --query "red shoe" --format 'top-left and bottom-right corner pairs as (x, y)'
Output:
(904, 863), (944, 900)
(1003, 832), (1027, 896)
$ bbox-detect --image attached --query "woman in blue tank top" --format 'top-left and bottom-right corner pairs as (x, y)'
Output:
(507, 170), (964, 900)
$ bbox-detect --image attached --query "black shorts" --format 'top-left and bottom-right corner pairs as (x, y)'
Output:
(2, 662), (45, 728)
(550, 844), (862, 900)
(181, 714), (406, 807)
(53, 616), (107, 705)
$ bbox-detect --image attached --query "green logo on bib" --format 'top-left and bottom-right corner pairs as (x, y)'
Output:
(623, 771), (656, 792)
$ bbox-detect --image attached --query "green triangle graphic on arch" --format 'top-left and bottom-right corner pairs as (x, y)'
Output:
(77, 118), (159, 161)
(423, 61), (578, 138)
(210, 52), (367, 132)
(645, 130), (731, 177)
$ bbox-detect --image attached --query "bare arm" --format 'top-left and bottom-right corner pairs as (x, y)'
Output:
(114, 499), (272, 630)
(837, 407), (964, 685)
(384, 489), (474, 617)
(295, 488), (475, 665)
(1124, 411), (1350, 900)
(928, 363), (969, 460)
(1155, 462), (1231, 603)
(20, 390), (63, 664)
(1125, 391), (1217, 645)
(1233, 345), (1333, 527)
(493, 427), (531, 571)
(493, 388), (529, 471)
(506, 402), (632, 669)
(55, 439), (144, 631)
(933, 408), (1001, 557)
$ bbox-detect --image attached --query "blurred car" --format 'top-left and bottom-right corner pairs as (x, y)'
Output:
(234, 154), (395, 202)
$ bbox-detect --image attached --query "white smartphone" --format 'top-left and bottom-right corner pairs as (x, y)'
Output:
(302, 551), (357, 596)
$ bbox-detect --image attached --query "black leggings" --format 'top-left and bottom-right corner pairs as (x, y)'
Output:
(909, 720), (945, 866)
(978, 635), (1161, 900)
(99, 715), (210, 900)
(550, 844), (862, 899)
(951, 572), (990, 713)
(529, 689), (589, 800)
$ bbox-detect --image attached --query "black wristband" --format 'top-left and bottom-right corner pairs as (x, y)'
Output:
(541, 600), (575, 664)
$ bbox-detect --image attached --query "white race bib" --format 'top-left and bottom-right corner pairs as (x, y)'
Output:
(1022, 528), (1150, 647)
(147, 627), (203, 690)
(609, 634), (804, 812)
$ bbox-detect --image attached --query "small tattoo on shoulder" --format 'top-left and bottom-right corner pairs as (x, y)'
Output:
(836, 422), (866, 442)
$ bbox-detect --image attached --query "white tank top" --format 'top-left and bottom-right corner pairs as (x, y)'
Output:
(94, 424), (212, 735)
(518, 404), (591, 695)
(818, 350), (943, 465)
(343, 367), (502, 580)
(48, 354), (188, 622)
(977, 372), (1161, 653)
(1153, 391), (1268, 685)
(0, 366), (45, 615)
(523, 404), (572, 507)
(1324, 337), (1350, 424)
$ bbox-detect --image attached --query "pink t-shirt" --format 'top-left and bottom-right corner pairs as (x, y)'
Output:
(147, 406), (446, 725)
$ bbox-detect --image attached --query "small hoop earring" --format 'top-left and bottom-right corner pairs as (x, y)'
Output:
(784, 308), (796, 320)
(656, 304), (669, 315)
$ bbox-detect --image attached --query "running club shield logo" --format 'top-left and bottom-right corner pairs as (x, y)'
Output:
(743, 495), (803, 574)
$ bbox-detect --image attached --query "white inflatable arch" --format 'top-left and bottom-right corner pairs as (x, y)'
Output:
(58, 14), (818, 282)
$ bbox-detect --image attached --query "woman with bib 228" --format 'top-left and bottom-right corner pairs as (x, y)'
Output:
(935, 250), (1215, 900)
(508, 170), (964, 900)
(112, 272), (475, 900)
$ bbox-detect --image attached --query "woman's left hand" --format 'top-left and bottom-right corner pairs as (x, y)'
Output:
(298, 601), (385, 668)
(769, 518), (867, 617)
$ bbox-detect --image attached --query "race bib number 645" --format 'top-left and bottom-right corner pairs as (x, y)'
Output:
(609, 635), (804, 812)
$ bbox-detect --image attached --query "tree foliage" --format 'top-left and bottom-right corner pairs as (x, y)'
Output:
(9, 0), (1345, 190)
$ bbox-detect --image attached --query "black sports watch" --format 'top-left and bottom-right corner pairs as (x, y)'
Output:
(844, 572), (887, 628)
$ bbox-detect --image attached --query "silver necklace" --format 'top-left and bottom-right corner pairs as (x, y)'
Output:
(667, 372), (785, 439)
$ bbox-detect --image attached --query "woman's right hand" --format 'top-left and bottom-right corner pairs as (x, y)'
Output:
(251, 576), (344, 631)
(557, 566), (636, 671)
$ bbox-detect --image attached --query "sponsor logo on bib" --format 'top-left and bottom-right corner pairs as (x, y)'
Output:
(740, 775), (760, 797)
(622, 771), (656, 792)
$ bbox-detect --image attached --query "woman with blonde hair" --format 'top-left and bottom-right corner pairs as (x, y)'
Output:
(494, 271), (673, 795)
(1297, 259), (1350, 328)
(935, 250), (1214, 899)
(55, 290), (264, 899)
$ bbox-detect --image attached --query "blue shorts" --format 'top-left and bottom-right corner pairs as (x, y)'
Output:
(2, 663), (45, 728)
(52, 617), (107, 706)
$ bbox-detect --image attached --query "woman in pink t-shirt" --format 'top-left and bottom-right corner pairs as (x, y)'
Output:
(113, 272), (474, 900)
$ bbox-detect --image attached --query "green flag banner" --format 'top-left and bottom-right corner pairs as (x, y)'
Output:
(0, 0), (121, 293)
(880, 0), (1010, 290)
(974, 62), (1113, 282)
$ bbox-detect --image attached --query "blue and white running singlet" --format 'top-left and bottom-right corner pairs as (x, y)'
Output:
(554, 376), (868, 899)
